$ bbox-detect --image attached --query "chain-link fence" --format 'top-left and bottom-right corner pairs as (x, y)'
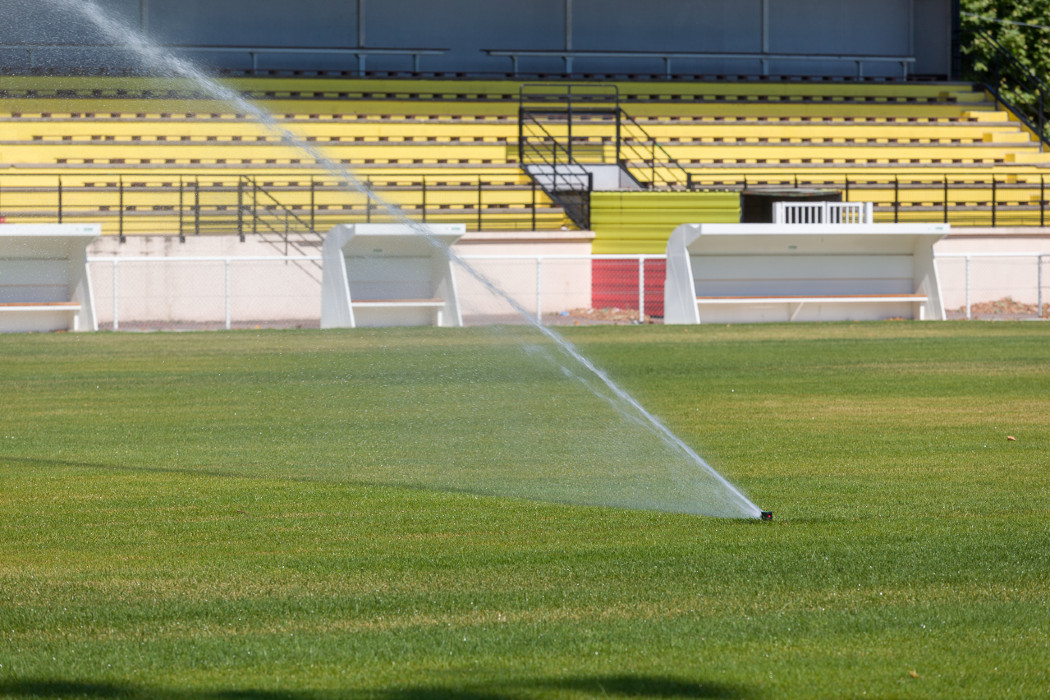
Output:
(86, 252), (1050, 330)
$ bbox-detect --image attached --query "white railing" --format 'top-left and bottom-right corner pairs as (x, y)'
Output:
(85, 251), (1047, 329)
(773, 201), (874, 225)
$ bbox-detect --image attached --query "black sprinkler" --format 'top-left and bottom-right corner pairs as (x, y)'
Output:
(760, 511), (773, 521)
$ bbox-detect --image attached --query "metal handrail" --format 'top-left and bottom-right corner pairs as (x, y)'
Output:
(5, 171), (1050, 233)
(489, 49), (915, 79)
(519, 83), (620, 109)
(617, 110), (690, 189)
(518, 83), (690, 191)
(518, 113), (592, 188)
(1, 43), (449, 75)
(518, 111), (593, 228)
(963, 29), (1050, 148)
(242, 176), (316, 236)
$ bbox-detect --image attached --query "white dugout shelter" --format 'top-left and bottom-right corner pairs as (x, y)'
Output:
(664, 222), (949, 324)
(321, 223), (465, 328)
(0, 223), (99, 332)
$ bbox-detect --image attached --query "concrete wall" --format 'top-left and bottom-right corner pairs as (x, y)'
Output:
(83, 229), (1049, 328)
(0, 0), (953, 78)
(934, 231), (1050, 311)
(86, 231), (595, 328)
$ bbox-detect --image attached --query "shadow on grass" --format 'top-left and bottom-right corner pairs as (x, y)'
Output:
(0, 674), (752, 699)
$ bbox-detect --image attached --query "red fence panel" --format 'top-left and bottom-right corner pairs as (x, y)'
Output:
(591, 258), (666, 318)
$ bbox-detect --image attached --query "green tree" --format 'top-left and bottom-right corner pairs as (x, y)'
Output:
(962, 0), (1050, 140)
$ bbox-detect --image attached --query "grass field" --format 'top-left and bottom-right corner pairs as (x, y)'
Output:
(1, 322), (1048, 699)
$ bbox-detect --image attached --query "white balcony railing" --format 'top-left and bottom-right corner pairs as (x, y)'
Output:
(773, 201), (874, 225)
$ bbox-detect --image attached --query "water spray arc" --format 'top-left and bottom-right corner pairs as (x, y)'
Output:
(48, 0), (765, 520)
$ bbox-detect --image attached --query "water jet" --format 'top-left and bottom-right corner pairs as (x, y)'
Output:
(42, 0), (766, 520)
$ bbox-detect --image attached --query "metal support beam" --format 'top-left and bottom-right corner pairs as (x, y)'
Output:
(357, 0), (366, 47)
(564, 0), (572, 51)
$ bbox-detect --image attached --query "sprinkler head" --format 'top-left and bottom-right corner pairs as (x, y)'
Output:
(760, 511), (773, 521)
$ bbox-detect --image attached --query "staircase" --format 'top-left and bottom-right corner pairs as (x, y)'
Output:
(517, 83), (693, 228)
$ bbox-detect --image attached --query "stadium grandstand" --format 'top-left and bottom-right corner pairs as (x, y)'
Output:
(1, 0), (1047, 323)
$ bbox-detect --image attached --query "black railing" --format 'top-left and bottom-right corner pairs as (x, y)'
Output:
(962, 29), (1050, 148)
(238, 176), (317, 245)
(518, 83), (691, 193)
(518, 111), (594, 228)
(689, 173), (1050, 227)
(0, 173), (569, 238)
(618, 111), (690, 190)
(5, 172), (1050, 235)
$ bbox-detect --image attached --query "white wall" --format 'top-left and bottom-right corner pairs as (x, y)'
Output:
(87, 231), (595, 327)
(934, 231), (1050, 310)
(83, 229), (1049, 328)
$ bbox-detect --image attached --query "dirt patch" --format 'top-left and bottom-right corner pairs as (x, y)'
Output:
(547, 307), (658, 326)
(948, 297), (1050, 321)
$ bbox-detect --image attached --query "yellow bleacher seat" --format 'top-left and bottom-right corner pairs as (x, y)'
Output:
(2, 76), (1048, 235)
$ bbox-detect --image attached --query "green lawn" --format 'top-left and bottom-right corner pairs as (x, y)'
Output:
(1, 322), (1048, 699)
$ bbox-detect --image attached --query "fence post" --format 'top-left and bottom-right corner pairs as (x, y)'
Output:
(119, 176), (125, 243)
(893, 176), (899, 223)
(310, 176), (316, 232)
(991, 178), (997, 227)
(638, 256), (645, 321)
(535, 256), (543, 324)
(965, 255), (972, 320)
(111, 259), (119, 331)
(178, 176), (184, 241)
(943, 175), (949, 224)
(1042, 175), (1045, 228)
(225, 258), (232, 331)
(194, 177), (201, 236)
(567, 97), (573, 162)
(650, 141), (656, 190)
(237, 177), (244, 243)
(421, 176), (427, 223)
(615, 107), (622, 164)
(517, 107), (524, 165)
(1039, 254), (1045, 318)
(365, 177), (372, 223)
(531, 176), (536, 230)
(477, 176), (483, 231)
(57, 176), (63, 224)
(1040, 92), (1046, 153)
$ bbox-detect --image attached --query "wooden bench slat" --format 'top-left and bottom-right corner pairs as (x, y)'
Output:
(351, 298), (444, 307)
(696, 293), (926, 301)
(0, 301), (81, 308)
(696, 294), (926, 304)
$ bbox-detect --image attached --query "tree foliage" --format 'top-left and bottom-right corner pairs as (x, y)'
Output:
(962, 0), (1050, 140)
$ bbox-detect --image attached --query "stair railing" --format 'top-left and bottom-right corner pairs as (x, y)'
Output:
(518, 110), (594, 228)
(963, 29), (1050, 149)
(617, 110), (692, 190)
(238, 175), (318, 244)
